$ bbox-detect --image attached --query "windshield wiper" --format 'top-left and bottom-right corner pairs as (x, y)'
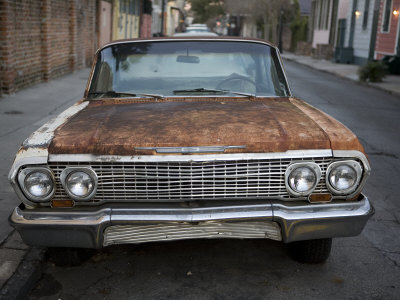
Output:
(173, 88), (255, 98)
(88, 91), (163, 99)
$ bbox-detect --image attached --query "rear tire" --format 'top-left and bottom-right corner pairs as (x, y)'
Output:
(288, 238), (332, 264)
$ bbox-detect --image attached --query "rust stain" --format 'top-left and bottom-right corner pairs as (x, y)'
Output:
(49, 97), (337, 156)
(289, 98), (365, 153)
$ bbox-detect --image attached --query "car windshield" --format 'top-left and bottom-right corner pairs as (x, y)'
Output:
(88, 41), (290, 98)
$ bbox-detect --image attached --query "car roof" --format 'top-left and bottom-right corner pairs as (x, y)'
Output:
(100, 36), (275, 52)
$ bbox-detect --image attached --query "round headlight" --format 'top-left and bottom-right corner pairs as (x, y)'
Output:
(67, 171), (94, 198)
(327, 161), (362, 195)
(289, 167), (316, 193)
(18, 168), (55, 202)
(285, 163), (321, 196)
(25, 172), (52, 197)
(61, 168), (97, 201)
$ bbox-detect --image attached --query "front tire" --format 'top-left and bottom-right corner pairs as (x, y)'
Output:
(288, 238), (332, 264)
(47, 247), (94, 267)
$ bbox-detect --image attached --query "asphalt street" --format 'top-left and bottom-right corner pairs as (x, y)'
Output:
(13, 61), (400, 299)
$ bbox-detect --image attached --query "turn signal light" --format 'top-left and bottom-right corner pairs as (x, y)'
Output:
(308, 193), (332, 203)
(51, 199), (74, 208)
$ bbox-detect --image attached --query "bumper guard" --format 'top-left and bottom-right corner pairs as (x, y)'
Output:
(9, 195), (374, 248)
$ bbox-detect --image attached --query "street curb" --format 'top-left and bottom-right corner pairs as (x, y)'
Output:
(0, 246), (45, 300)
(0, 230), (13, 248)
(282, 56), (400, 98)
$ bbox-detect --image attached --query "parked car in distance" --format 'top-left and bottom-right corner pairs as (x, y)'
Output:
(185, 24), (210, 33)
(9, 37), (374, 264)
(173, 32), (218, 37)
(189, 23), (208, 28)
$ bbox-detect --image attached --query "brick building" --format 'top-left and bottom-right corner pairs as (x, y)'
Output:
(374, 0), (400, 59)
(0, 0), (155, 95)
(0, 0), (99, 95)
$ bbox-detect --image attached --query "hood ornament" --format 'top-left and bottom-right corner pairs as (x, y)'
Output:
(135, 145), (246, 153)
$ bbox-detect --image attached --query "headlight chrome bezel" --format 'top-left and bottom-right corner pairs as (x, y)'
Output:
(326, 160), (362, 195)
(17, 167), (55, 202)
(60, 167), (98, 201)
(285, 162), (322, 197)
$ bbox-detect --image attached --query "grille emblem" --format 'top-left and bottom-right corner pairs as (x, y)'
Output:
(135, 145), (246, 153)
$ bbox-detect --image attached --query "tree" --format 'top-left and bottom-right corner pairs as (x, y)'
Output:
(224, 0), (294, 43)
(190, 0), (225, 23)
(289, 0), (308, 52)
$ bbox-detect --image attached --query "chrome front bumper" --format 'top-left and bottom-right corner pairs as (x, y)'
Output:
(10, 195), (374, 248)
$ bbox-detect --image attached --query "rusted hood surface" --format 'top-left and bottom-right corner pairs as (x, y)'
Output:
(48, 97), (364, 155)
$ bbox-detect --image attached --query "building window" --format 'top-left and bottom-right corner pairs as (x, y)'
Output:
(382, 0), (392, 32)
(135, 0), (140, 16)
(363, 0), (370, 30)
(317, 1), (323, 29)
(316, 0), (331, 30)
(325, 0), (331, 30)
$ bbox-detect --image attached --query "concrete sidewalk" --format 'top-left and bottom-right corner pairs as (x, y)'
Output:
(0, 68), (90, 298)
(281, 52), (400, 97)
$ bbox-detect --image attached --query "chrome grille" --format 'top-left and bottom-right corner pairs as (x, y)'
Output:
(49, 157), (333, 203)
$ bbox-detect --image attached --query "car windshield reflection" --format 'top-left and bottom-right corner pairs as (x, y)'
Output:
(88, 41), (290, 98)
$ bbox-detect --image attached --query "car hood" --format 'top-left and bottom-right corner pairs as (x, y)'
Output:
(47, 97), (364, 155)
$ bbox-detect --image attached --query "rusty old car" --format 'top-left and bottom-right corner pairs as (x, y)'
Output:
(9, 37), (373, 263)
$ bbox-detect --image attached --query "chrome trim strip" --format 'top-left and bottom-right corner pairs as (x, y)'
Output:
(332, 150), (371, 174)
(10, 206), (111, 225)
(48, 149), (333, 163)
(276, 48), (292, 96)
(87, 95), (289, 100)
(110, 203), (274, 222)
(135, 145), (246, 153)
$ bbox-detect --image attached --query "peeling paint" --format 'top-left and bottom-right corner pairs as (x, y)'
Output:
(15, 148), (48, 160)
(9, 101), (90, 185)
(22, 101), (89, 149)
